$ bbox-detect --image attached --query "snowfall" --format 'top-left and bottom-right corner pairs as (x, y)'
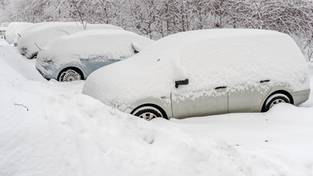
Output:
(1, 39), (313, 176)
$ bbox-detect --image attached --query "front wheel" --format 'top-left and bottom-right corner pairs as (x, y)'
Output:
(58, 68), (83, 82)
(262, 93), (292, 112)
(132, 105), (167, 121)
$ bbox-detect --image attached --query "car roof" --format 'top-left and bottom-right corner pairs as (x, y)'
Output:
(155, 29), (283, 46)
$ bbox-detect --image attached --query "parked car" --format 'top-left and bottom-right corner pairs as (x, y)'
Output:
(36, 30), (154, 82)
(5, 22), (34, 44)
(17, 22), (122, 59)
(83, 29), (310, 120)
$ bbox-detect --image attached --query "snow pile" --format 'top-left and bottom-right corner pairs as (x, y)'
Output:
(84, 29), (310, 107)
(2, 40), (313, 175)
(5, 22), (34, 44)
(17, 22), (122, 58)
(0, 40), (44, 81)
(38, 30), (153, 65)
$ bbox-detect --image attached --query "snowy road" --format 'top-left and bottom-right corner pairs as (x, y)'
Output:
(1, 39), (313, 176)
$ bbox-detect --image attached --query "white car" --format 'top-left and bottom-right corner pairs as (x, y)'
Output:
(5, 22), (34, 44)
(17, 22), (122, 59)
(36, 30), (154, 82)
(83, 29), (310, 120)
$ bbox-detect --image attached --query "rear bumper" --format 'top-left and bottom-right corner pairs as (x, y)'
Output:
(293, 89), (310, 105)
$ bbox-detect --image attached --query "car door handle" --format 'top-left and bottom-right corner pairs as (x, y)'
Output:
(260, 80), (270, 83)
(215, 86), (227, 90)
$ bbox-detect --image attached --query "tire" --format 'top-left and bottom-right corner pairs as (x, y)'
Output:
(262, 93), (292, 112)
(132, 105), (167, 121)
(58, 68), (83, 82)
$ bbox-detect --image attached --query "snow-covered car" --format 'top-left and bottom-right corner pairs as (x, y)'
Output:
(36, 30), (154, 82)
(17, 22), (122, 59)
(5, 22), (34, 44)
(83, 29), (311, 120)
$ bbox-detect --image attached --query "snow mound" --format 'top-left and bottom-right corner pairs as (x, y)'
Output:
(5, 22), (34, 44)
(0, 40), (43, 81)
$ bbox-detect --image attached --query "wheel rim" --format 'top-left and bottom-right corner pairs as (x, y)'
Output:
(139, 112), (158, 121)
(269, 98), (287, 108)
(60, 69), (81, 82)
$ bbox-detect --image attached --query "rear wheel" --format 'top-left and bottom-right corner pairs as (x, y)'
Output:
(58, 68), (83, 82)
(132, 105), (167, 121)
(262, 93), (292, 112)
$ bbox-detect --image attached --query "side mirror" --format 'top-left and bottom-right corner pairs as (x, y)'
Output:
(175, 79), (189, 88)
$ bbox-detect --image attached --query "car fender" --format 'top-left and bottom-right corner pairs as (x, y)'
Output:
(130, 96), (173, 119)
(55, 61), (87, 80)
(260, 84), (294, 110)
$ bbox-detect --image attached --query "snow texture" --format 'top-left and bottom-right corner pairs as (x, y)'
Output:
(1, 39), (313, 176)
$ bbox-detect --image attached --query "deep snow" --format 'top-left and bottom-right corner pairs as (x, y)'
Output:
(1, 39), (313, 176)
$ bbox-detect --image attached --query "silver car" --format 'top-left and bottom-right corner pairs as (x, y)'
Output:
(36, 30), (154, 81)
(83, 29), (310, 120)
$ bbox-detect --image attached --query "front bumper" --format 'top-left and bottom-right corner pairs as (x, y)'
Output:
(35, 61), (58, 80)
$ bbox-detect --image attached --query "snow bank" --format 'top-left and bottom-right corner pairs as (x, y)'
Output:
(84, 29), (310, 108)
(17, 22), (122, 58)
(5, 22), (33, 44)
(0, 40), (44, 81)
(2, 40), (313, 175)
(38, 30), (153, 65)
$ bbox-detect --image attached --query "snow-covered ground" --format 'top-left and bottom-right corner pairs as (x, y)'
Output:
(1, 39), (313, 176)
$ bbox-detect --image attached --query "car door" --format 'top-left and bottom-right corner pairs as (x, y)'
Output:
(171, 80), (228, 119)
(228, 80), (272, 112)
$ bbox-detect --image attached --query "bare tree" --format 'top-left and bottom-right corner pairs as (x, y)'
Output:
(68, 0), (88, 29)
(2, 0), (313, 60)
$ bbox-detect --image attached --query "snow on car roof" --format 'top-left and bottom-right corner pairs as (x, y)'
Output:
(20, 22), (121, 36)
(141, 29), (284, 55)
(58, 29), (131, 40)
(38, 30), (153, 64)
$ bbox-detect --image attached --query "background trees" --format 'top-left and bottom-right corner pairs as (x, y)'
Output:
(1, 0), (313, 60)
